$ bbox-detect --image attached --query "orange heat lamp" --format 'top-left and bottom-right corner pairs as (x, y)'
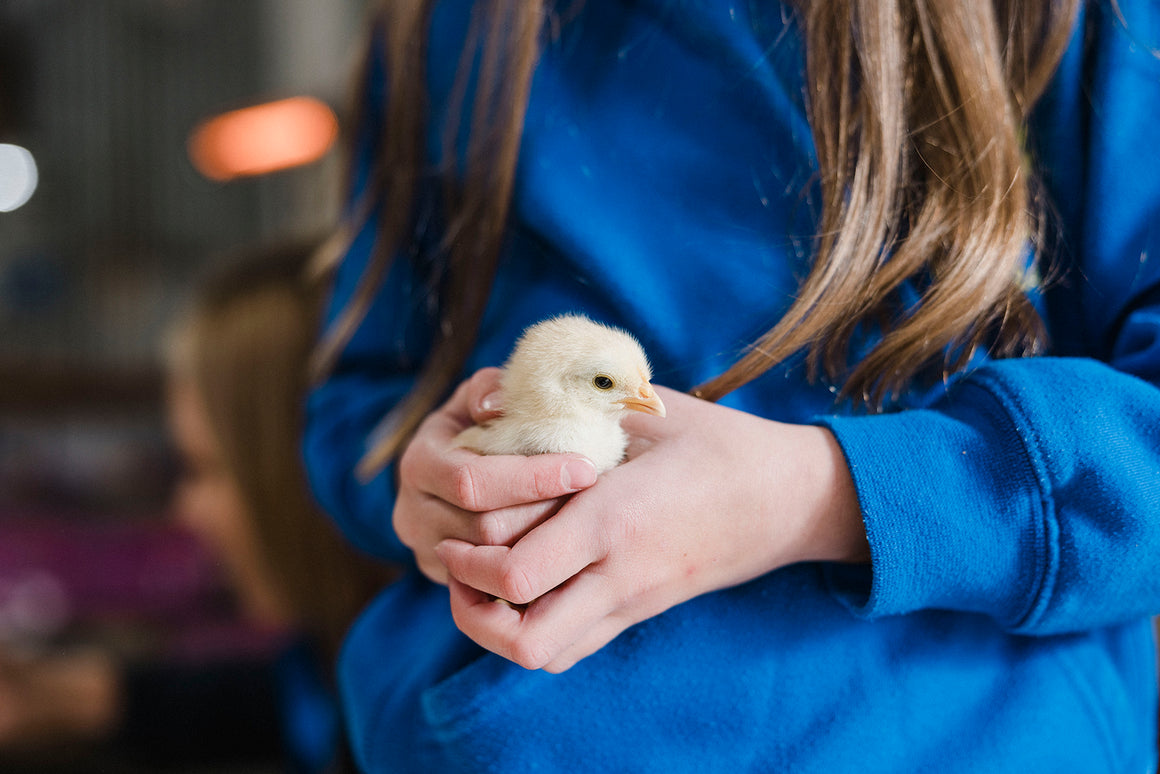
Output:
(188, 96), (339, 181)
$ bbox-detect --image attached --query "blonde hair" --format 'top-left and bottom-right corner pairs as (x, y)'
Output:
(319, 0), (1080, 476)
(175, 239), (391, 658)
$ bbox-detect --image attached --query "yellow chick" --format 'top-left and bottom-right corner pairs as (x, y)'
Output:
(454, 315), (666, 473)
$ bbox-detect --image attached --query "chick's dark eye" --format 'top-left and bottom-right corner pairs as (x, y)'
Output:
(593, 375), (614, 390)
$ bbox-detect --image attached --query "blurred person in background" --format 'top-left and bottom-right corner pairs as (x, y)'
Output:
(0, 238), (393, 773)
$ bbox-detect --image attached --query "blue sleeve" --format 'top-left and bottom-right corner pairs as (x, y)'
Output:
(822, 359), (1160, 634)
(820, 1), (1160, 635)
(303, 213), (430, 564)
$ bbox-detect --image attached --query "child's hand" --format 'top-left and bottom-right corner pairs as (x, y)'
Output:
(394, 368), (598, 584)
(436, 386), (868, 672)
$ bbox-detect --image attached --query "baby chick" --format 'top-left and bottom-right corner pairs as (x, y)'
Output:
(454, 315), (665, 473)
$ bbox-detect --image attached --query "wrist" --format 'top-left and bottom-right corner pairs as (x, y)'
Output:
(787, 425), (868, 566)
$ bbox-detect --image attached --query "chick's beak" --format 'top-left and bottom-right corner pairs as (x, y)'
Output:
(618, 383), (666, 418)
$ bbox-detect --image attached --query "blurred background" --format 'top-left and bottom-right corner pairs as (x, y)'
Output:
(0, 1), (368, 770)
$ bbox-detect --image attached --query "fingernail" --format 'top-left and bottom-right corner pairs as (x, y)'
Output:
(561, 458), (597, 490)
(479, 391), (502, 413)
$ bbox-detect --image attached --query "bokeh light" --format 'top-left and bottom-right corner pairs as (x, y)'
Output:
(0, 143), (39, 212)
(188, 96), (339, 181)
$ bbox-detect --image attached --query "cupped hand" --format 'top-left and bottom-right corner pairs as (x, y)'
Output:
(435, 386), (868, 672)
(394, 367), (600, 584)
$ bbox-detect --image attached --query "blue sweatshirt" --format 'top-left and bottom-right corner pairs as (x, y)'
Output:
(305, 1), (1160, 771)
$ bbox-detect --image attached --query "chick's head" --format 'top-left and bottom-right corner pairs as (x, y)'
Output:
(501, 315), (666, 420)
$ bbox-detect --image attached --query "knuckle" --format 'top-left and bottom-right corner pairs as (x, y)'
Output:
(475, 511), (507, 545)
(397, 442), (418, 482)
(508, 636), (553, 671)
(451, 462), (481, 510)
(531, 464), (559, 500)
(498, 562), (536, 606)
(391, 512), (414, 548)
(391, 498), (419, 548)
(397, 431), (435, 486)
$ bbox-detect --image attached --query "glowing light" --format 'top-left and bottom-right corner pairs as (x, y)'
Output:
(0, 144), (39, 212)
(188, 96), (339, 181)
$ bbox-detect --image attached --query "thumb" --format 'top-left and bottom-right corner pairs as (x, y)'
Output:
(465, 367), (505, 425)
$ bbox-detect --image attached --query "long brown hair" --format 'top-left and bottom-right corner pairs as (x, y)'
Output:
(175, 239), (392, 659)
(319, 0), (1080, 476)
